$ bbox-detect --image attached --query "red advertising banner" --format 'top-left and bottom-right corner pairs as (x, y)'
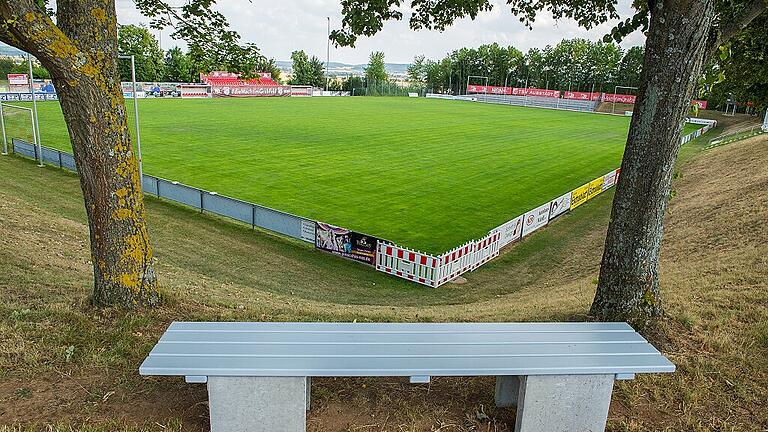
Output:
(563, 91), (602, 101)
(7, 74), (28, 86)
(211, 85), (291, 97)
(511, 87), (561, 98)
(7, 74), (28, 85)
(466, 85), (512, 95)
(603, 93), (637, 104)
(692, 100), (708, 110)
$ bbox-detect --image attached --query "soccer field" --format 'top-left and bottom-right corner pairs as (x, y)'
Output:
(9, 97), (697, 253)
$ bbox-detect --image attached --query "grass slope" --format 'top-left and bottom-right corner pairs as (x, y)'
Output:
(1, 133), (766, 431)
(5, 97), (698, 253)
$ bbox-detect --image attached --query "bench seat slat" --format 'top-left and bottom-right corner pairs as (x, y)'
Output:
(148, 341), (660, 357)
(140, 353), (675, 376)
(140, 322), (674, 379)
(158, 330), (647, 344)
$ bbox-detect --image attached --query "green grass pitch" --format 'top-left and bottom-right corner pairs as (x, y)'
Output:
(8, 97), (701, 253)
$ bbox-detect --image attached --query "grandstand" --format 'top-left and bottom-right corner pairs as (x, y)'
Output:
(470, 93), (599, 112)
(201, 71), (293, 97)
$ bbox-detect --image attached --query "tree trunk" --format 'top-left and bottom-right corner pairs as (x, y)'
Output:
(0, 0), (161, 307)
(591, 0), (716, 325)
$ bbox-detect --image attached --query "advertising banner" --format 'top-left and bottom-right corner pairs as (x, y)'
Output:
(549, 192), (572, 220)
(315, 222), (379, 265)
(563, 91), (601, 101)
(467, 85), (512, 95)
(691, 100), (708, 110)
(491, 215), (524, 247)
(763, 109), (768, 132)
(522, 203), (551, 237)
(212, 86), (291, 97)
(602, 170), (617, 191)
(300, 220), (316, 243)
(603, 93), (637, 104)
(7, 74), (28, 85)
(511, 87), (561, 98)
(570, 177), (605, 210)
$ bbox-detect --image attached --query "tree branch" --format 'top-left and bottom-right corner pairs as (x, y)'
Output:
(0, 0), (85, 79)
(708, 0), (767, 56)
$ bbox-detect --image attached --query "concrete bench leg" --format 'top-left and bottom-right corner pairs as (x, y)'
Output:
(514, 374), (614, 432)
(207, 376), (307, 432)
(495, 376), (520, 407)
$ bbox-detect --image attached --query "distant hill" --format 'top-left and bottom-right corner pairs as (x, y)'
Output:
(0, 43), (26, 57)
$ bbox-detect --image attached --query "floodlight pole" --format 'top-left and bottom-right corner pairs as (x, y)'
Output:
(28, 55), (43, 166)
(0, 102), (7, 155)
(119, 54), (143, 181)
(503, 70), (513, 93)
(325, 17), (330, 91)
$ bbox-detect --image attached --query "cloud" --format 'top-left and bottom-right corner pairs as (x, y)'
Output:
(115, 0), (645, 64)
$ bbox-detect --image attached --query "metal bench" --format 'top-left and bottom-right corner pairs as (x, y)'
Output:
(140, 322), (674, 432)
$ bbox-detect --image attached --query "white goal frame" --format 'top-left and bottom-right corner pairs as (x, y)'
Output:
(466, 75), (489, 95)
(0, 102), (42, 165)
(612, 85), (639, 115)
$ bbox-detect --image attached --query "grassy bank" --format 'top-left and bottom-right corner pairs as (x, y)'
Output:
(1, 129), (766, 431)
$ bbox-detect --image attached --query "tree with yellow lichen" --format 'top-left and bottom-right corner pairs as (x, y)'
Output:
(0, 0), (267, 307)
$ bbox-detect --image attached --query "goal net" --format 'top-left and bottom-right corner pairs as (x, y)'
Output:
(0, 102), (36, 153)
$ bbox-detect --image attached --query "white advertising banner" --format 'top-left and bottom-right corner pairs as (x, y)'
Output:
(763, 110), (768, 131)
(491, 215), (524, 247)
(549, 192), (572, 220)
(602, 170), (617, 191)
(7, 74), (28, 85)
(300, 219), (316, 243)
(522, 203), (551, 237)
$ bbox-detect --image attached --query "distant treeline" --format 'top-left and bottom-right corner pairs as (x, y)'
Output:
(407, 39), (644, 95)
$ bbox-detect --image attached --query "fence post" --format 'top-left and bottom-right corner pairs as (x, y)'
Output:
(251, 205), (256, 229)
(58, 151), (63, 168)
(0, 102), (7, 155)
(200, 190), (204, 213)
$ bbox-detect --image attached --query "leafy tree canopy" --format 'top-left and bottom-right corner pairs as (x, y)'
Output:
(289, 50), (325, 87)
(118, 24), (165, 82)
(330, 0), (766, 57)
(365, 51), (388, 83)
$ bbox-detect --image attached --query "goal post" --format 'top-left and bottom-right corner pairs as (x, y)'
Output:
(466, 75), (489, 95)
(611, 85), (639, 115)
(0, 102), (42, 165)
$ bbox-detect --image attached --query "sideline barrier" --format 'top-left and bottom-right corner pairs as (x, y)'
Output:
(6, 117), (716, 288)
(374, 117), (714, 287)
(9, 139), (316, 244)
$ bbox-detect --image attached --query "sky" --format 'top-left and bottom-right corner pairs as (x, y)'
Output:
(115, 0), (646, 65)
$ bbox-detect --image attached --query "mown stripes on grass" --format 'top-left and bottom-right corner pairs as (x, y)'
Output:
(16, 97), (700, 253)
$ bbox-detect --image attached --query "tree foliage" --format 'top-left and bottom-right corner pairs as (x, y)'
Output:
(163, 46), (194, 82)
(118, 24), (165, 82)
(289, 50), (325, 87)
(703, 14), (768, 111)
(0, 57), (50, 79)
(410, 39), (639, 94)
(365, 51), (388, 84)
